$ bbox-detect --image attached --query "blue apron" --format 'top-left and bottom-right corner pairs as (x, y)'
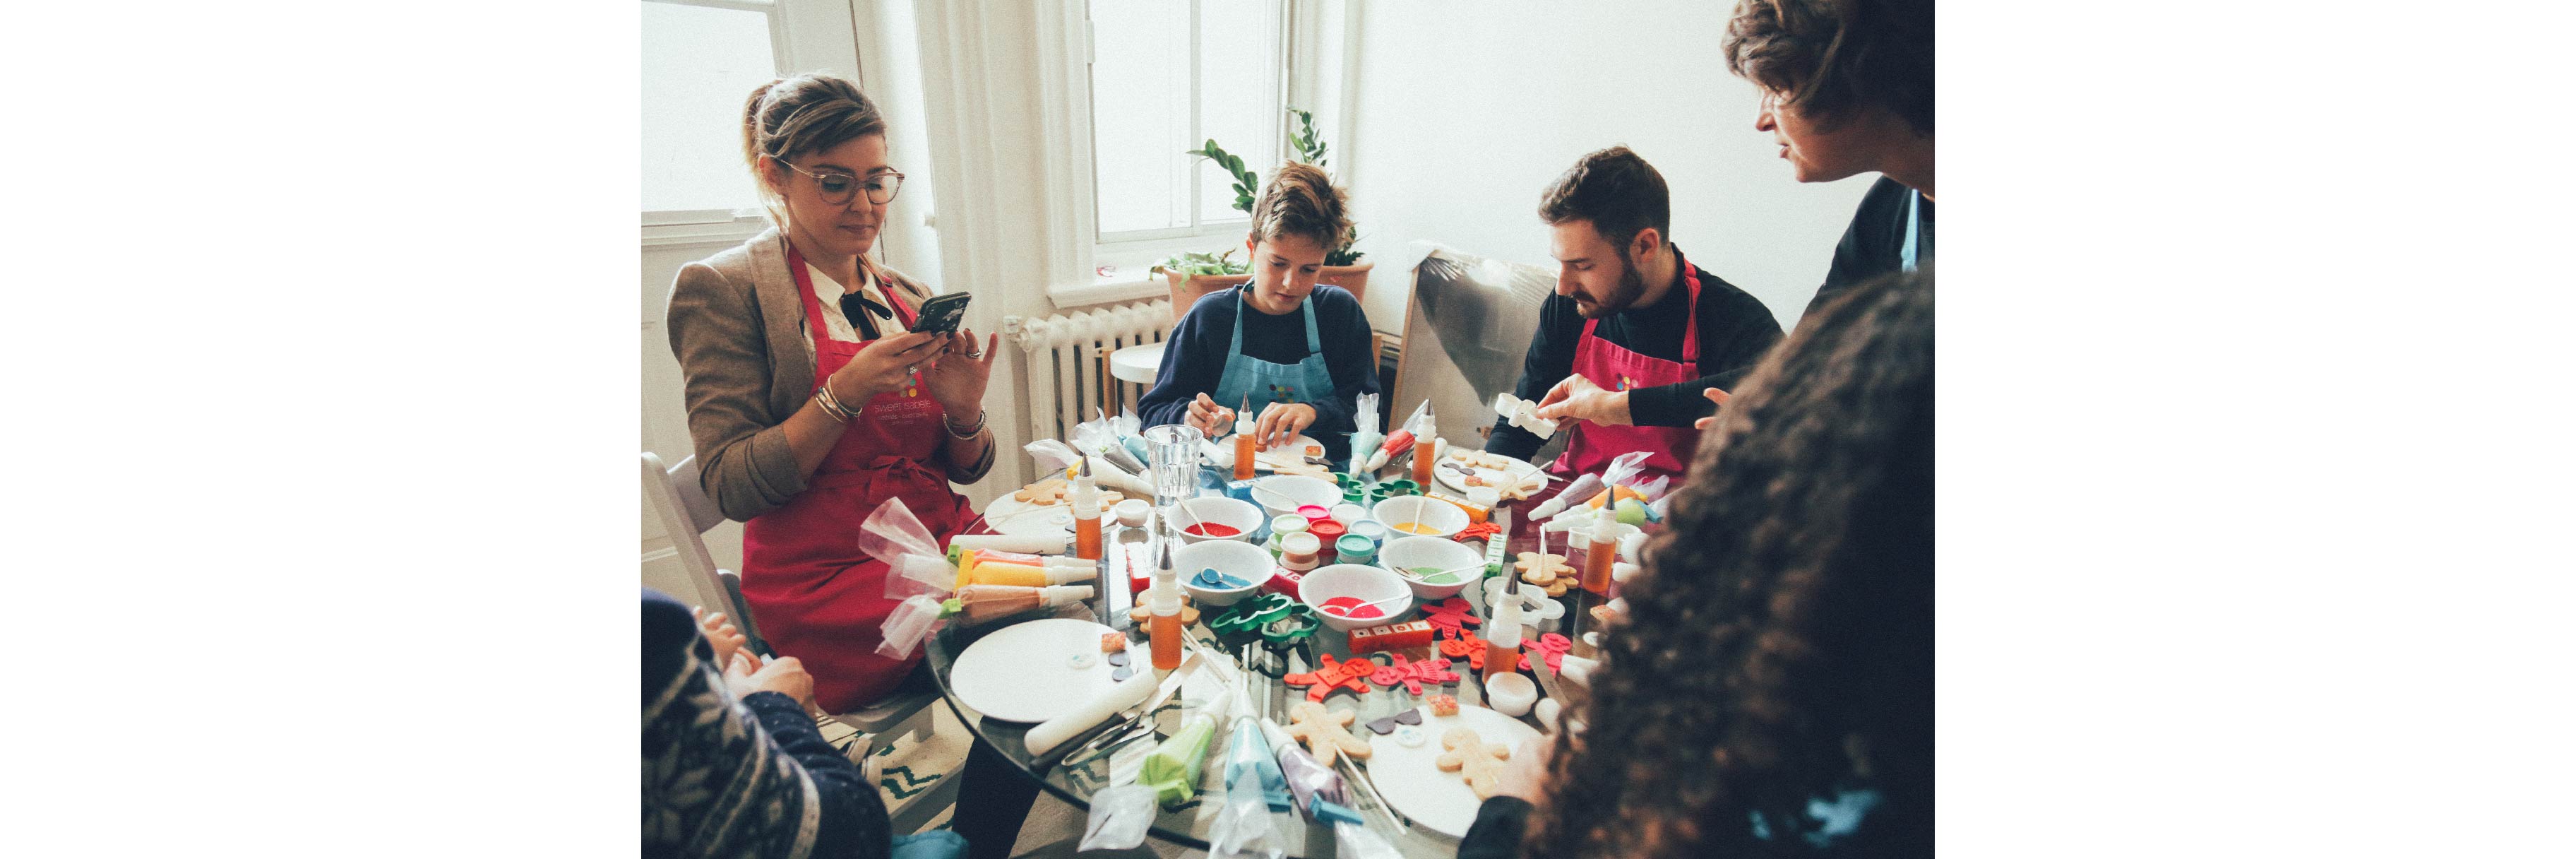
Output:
(1210, 289), (1338, 427)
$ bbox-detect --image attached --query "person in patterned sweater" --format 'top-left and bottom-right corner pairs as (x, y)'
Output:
(644, 589), (966, 859)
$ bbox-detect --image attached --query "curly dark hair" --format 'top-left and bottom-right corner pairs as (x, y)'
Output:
(1521, 267), (1933, 858)
(1723, 0), (1933, 135)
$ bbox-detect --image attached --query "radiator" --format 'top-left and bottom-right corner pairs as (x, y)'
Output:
(1002, 300), (1174, 444)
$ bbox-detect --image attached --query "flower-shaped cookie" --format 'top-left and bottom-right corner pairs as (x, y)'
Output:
(1515, 551), (1574, 597)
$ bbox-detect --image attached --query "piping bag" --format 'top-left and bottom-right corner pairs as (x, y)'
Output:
(856, 497), (957, 660)
(1074, 410), (1149, 475)
(1363, 400), (1430, 472)
(1208, 658), (1288, 858)
(1346, 392), (1381, 480)
(1526, 472), (1604, 521)
(1139, 683), (1231, 808)
(1333, 821), (1403, 859)
(1261, 716), (1366, 825)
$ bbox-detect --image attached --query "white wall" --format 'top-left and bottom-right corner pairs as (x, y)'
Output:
(1340, 0), (1876, 332)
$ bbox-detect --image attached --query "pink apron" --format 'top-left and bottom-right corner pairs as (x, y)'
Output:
(1542, 266), (1707, 488)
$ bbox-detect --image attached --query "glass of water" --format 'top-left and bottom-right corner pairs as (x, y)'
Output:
(1142, 423), (1205, 511)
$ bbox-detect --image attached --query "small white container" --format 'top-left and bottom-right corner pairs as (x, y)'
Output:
(1484, 673), (1537, 717)
(1251, 475), (1341, 517)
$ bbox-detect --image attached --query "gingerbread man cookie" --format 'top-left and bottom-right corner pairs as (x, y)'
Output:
(1126, 596), (1200, 627)
(1515, 551), (1575, 597)
(1011, 478), (1124, 511)
(1284, 701), (1373, 766)
(1435, 728), (1513, 799)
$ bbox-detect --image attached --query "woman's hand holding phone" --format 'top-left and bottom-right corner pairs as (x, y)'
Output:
(829, 332), (943, 404)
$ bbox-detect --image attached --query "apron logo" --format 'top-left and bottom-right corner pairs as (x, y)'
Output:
(1614, 374), (1639, 392)
(1268, 384), (1299, 403)
(902, 371), (921, 397)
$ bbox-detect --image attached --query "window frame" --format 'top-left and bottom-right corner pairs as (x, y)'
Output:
(639, 0), (864, 248)
(1079, 0), (1292, 278)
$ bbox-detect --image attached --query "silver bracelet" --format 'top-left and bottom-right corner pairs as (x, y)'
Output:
(943, 409), (987, 439)
(815, 383), (861, 422)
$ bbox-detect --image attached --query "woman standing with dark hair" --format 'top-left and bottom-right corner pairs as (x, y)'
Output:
(1459, 268), (1933, 858)
(665, 73), (1032, 859)
(1725, 0), (1935, 326)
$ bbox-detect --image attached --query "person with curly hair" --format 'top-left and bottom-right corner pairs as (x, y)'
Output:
(1724, 0), (1935, 328)
(1457, 267), (1933, 858)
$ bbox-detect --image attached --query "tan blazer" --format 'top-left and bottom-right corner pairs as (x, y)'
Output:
(664, 228), (983, 521)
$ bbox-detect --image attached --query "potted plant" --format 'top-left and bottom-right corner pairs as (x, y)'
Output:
(1153, 108), (1370, 304)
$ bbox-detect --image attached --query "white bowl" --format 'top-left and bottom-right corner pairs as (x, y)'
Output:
(1298, 563), (1414, 632)
(1378, 535), (1485, 601)
(1370, 495), (1470, 540)
(1172, 539), (1277, 606)
(1171, 496), (1265, 545)
(1252, 475), (1341, 518)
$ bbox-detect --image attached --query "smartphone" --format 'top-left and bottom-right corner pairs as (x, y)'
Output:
(910, 292), (972, 336)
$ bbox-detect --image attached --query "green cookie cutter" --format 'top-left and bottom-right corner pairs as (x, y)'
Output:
(1259, 610), (1320, 647)
(1210, 592), (1301, 636)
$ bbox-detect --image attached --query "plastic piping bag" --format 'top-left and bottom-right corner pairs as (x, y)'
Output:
(1076, 783), (1159, 852)
(854, 497), (955, 659)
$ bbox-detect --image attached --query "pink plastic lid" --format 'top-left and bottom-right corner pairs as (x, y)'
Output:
(1297, 504), (1330, 521)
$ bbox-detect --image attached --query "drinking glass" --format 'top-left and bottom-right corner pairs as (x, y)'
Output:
(1143, 424), (1205, 511)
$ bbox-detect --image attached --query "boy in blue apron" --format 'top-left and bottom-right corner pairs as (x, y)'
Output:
(1137, 163), (1380, 463)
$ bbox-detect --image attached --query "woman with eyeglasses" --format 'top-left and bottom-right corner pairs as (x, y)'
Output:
(664, 73), (1030, 859)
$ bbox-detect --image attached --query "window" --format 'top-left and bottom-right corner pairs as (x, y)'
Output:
(1085, 0), (1285, 247)
(642, 0), (785, 225)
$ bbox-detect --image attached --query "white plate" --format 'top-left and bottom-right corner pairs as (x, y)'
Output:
(1205, 432), (1328, 473)
(1360, 704), (1543, 838)
(977, 475), (1128, 538)
(948, 618), (1144, 723)
(1434, 449), (1544, 496)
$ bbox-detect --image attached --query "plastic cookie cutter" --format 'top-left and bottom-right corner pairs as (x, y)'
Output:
(1491, 392), (1557, 441)
(1484, 580), (1567, 630)
(1209, 592), (1301, 637)
(1260, 610), (1321, 648)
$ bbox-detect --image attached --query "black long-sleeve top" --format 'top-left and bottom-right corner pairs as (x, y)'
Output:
(1486, 248), (1783, 461)
(643, 590), (889, 859)
(1135, 285), (1380, 461)
(1800, 177), (1934, 330)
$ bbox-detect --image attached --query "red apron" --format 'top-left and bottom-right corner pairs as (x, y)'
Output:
(740, 247), (971, 713)
(1542, 266), (1706, 489)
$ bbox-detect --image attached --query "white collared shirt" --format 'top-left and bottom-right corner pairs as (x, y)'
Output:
(805, 261), (898, 345)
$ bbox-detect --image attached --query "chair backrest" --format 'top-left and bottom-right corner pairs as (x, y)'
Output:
(643, 451), (734, 620)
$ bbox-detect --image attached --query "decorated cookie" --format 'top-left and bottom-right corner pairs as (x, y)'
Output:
(1101, 632), (1128, 652)
(1418, 598), (1482, 639)
(1434, 728), (1513, 799)
(1367, 652), (1460, 696)
(1426, 694), (1458, 717)
(1284, 701), (1373, 766)
(1282, 653), (1377, 703)
(1393, 725), (1427, 747)
(1515, 552), (1575, 597)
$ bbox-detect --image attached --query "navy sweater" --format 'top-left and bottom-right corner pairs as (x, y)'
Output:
(1136, 285), (1379, 461)
(1801, 177), (1933, 330)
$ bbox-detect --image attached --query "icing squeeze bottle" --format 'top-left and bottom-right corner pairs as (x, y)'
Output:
(953, 583), (1095, 624)
(1580, 513), (1617, 596)
(1072, 459), (1103, 561)
(1411, 411), (1438, 486)
(1485, 560), (1525, 683)
(1232, 394), (1256, 482)
(1147, 537), (1183, 670)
